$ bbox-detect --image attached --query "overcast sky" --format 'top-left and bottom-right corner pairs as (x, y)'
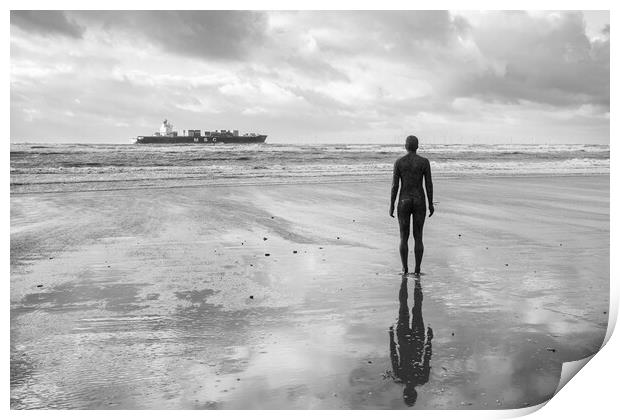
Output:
(10, 10), (609, 144)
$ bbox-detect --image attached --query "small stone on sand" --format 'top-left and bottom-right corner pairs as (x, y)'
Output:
(265, 253), (270, 257)
(293, 250), (297, 254)
(249, 295), (254, 299)
(546, 347), (556, 352)
(36, 284), (43, 288)
(263, 237), (267, 241)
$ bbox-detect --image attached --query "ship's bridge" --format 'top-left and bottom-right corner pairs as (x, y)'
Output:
(159, 119), (174, 136)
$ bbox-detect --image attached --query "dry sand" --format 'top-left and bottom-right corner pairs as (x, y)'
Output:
(10, 175), (609, 409)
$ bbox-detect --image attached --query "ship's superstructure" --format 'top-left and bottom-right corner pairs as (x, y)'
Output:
(159, 119), (175, 136)
(136, 119), (267, 144)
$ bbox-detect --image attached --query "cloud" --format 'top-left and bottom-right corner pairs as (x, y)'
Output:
(448, 11), (610, 109)
(73, 10), (268, 61)
(9, 10), (610, 143)
(11, 10), (84, 38)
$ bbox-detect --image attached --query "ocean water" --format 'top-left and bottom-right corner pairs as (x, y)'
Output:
(10, 143), (610, 194)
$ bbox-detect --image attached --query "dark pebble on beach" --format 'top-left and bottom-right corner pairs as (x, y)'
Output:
(505, 264), (509, 266)
(249, 295), (254, 299)
(546, 348), (556, 352)
(319, 247), (323, 249)
(604, 311), (607, 314)
(337, 236), (340, 239)
(270, 216), (274, 219)
(458, 234), (461, 237)
(368, 360), (372, 364)
(451, 332), (455, 336)
(263, 237), (267, 241)
(36, 284), (43, 288)
(265, 253), (270, 256)
(293, 250), (297, 254)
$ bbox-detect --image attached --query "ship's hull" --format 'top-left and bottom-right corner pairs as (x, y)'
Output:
(136, 135), (267, 144)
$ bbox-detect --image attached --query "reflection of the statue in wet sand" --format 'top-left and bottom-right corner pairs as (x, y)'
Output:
(389, 275), (433, 407)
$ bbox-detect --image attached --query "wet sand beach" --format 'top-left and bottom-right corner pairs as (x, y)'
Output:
(10, 175), (609, 409)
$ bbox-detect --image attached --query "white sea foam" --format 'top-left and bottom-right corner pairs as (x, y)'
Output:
(10, 143), (609, 193)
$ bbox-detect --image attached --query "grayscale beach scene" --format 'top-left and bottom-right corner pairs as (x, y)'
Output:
(10, 9), (610, 410)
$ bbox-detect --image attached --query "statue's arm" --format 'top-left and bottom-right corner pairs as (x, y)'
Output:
(424, 159), (434, 217)
(390, 162), (400, 217)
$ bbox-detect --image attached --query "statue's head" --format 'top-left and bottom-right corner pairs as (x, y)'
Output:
(405, 135), (419, 152)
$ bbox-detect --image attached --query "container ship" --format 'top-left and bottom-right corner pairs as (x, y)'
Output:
(136, 119), (267, 144)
